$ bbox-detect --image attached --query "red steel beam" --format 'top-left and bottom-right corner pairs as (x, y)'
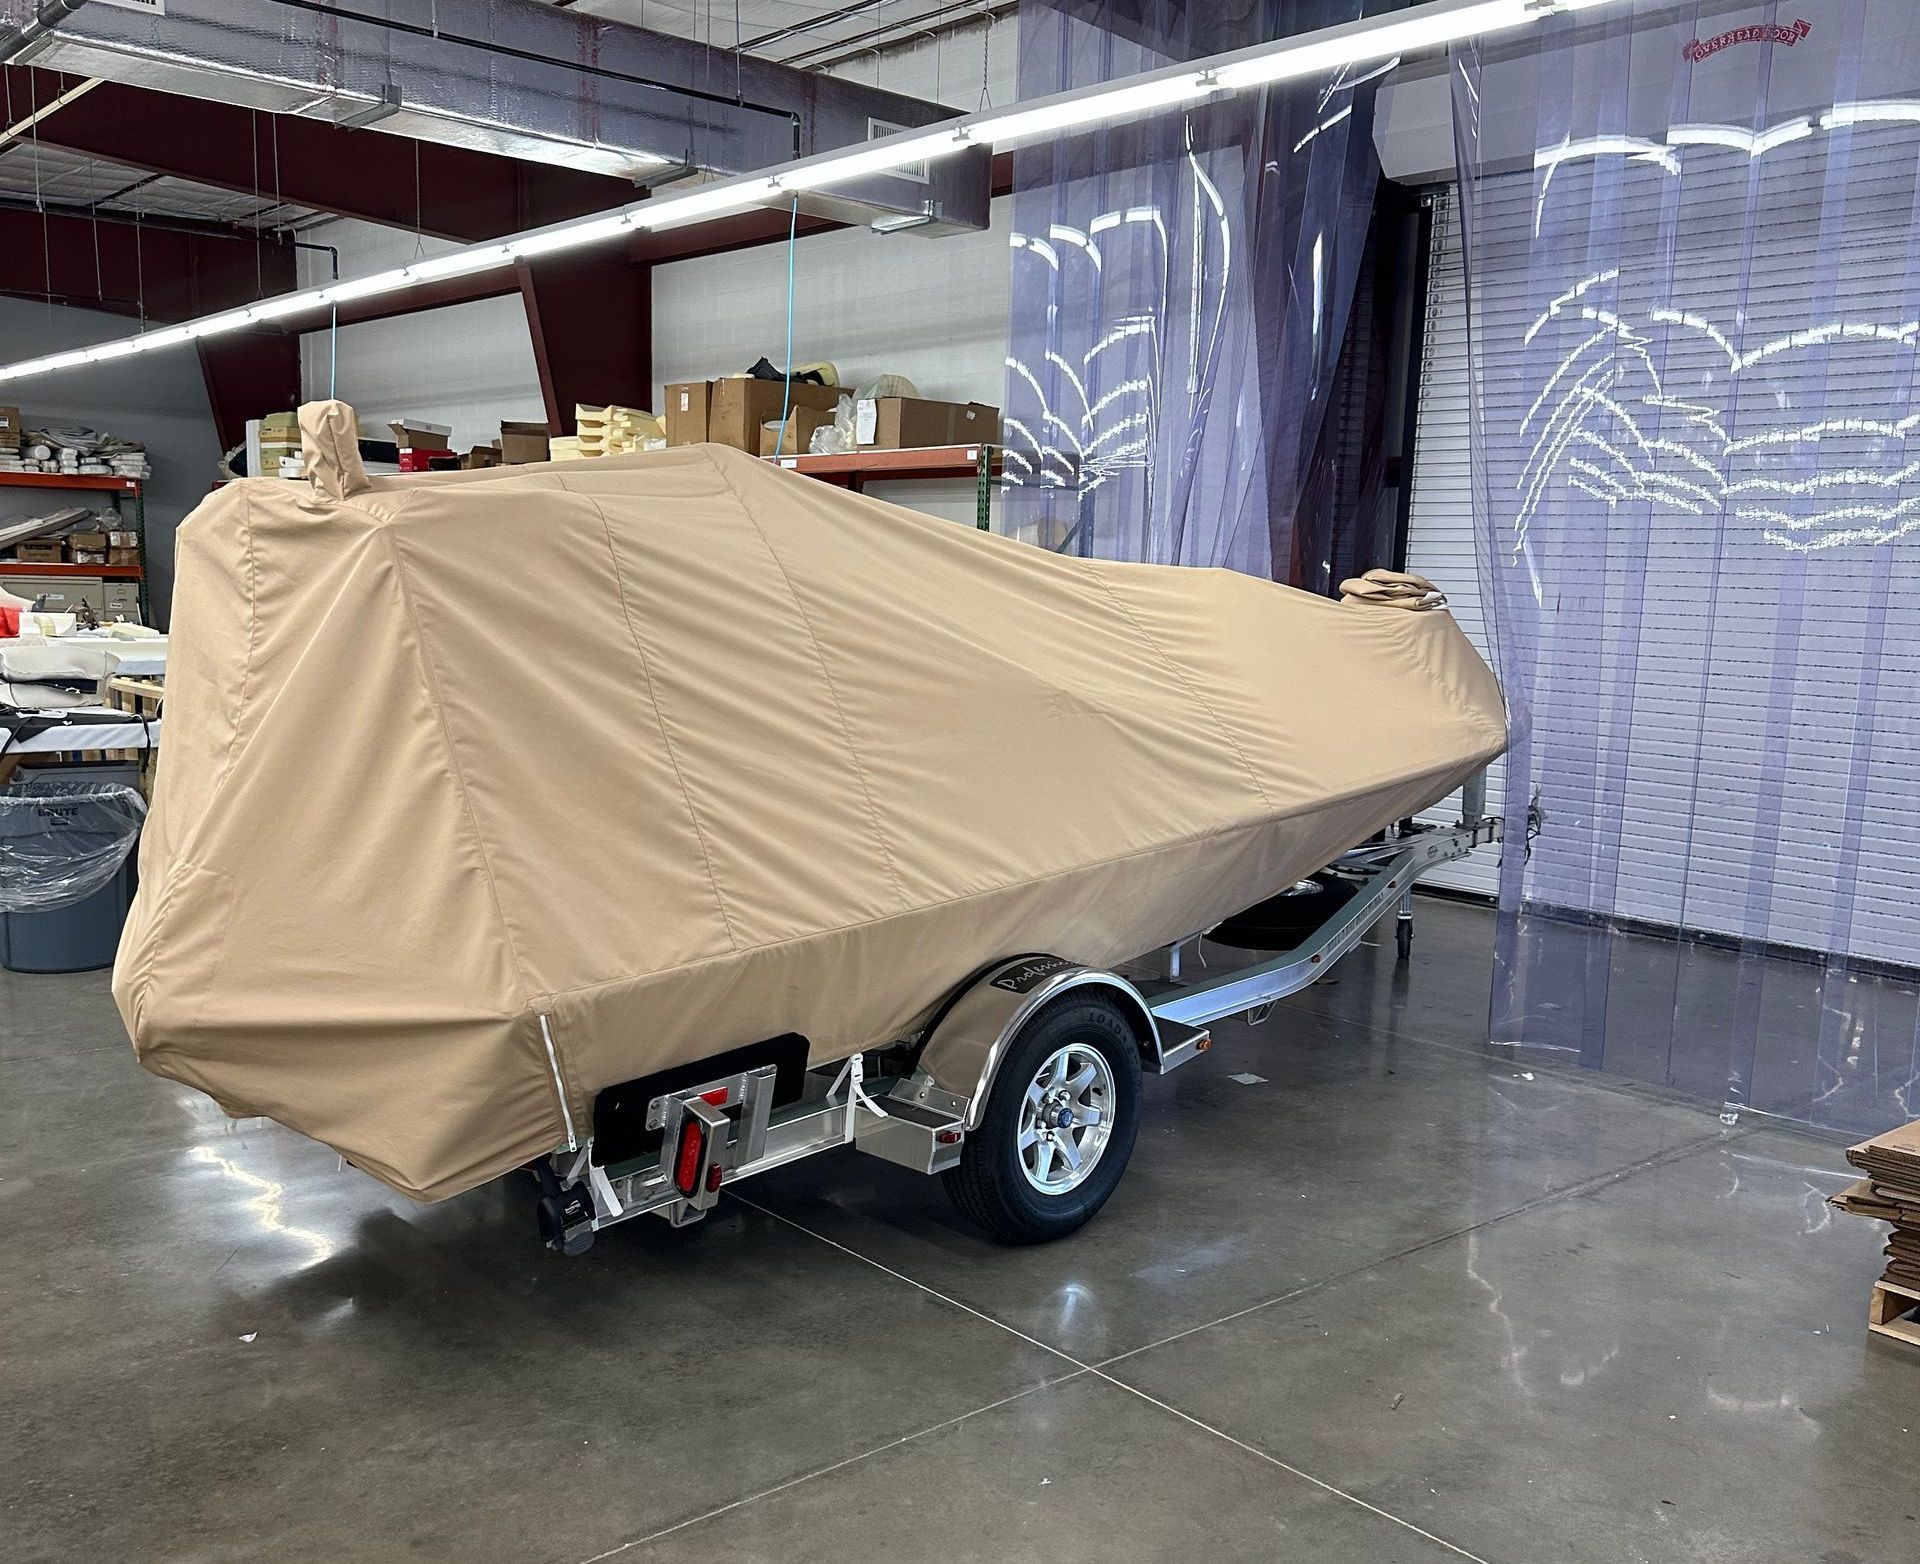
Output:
(3, 66), (639, 242)
(0, 205), (296, 321)
(517, 255), (652, 430)
(197, 328), (302, 452)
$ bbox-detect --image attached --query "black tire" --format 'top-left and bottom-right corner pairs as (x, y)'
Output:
(1396, 918), (1413, 960)
(942, 992), (1142, 1244)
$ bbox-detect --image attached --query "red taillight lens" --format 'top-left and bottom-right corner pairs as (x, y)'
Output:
(699, 1087), (729, 1106)
(706, 1162), (724, 1193)
(673, 1117), (705, 1196)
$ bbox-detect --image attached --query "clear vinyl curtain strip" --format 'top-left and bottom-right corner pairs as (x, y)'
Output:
(1450, 0), (1920, 1133)
(999, 0), (1384, 580)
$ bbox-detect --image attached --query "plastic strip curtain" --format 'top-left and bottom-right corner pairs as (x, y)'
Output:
(1001, 0), (1385, 579)
(1454, 0), (1920, 1133)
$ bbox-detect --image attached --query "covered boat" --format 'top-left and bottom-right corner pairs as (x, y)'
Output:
(114, 401), (1505, 1201)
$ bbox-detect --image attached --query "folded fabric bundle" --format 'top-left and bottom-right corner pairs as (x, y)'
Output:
(1339, 568), (1449, 611)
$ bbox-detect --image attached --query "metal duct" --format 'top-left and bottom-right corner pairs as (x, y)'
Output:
(0, 0), (991, 233)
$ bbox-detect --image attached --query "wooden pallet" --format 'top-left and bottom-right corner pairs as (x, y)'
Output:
(1868, 1277), (1920, 1348)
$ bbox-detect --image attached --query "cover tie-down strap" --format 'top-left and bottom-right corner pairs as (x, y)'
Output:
(299, 400), (372, 501)
(1340, 569), (1448, 611)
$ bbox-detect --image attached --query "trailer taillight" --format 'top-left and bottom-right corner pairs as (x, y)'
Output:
(699, 1087), (729, 1106)
(673, 1117), (705, 1196)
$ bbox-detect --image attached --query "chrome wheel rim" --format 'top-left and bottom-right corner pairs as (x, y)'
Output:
(1017, 1042), (1115, 1195)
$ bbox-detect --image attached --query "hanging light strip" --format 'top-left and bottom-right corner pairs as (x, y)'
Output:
(0, 0), (1623, 385)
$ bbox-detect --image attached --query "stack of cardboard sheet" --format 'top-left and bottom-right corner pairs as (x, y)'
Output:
(573, 403), (662, 458)
(1832, 1120), (1920, 1293)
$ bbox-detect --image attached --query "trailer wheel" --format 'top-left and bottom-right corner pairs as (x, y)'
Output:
(943, 993), (1142, 1244)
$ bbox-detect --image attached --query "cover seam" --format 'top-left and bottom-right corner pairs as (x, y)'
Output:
(707, 453), (914, 915)
(532, 740), (1505, 1004)
(376, 524), (543, 1010)
(1081, 567), (1277, 813)
(133, 489), (260, 1026)
(574, 484), (745, 950)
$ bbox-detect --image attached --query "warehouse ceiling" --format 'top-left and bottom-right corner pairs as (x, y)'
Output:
(0, 141), (320, 232)
(550, 0), (1012, 71)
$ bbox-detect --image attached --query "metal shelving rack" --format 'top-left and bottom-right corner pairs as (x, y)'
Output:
(766, 443), (1003, 530)
(0, 470), (147, 621)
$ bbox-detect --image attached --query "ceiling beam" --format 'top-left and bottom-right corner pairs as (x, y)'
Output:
(1, 66), (640, 242)
(0, 204), (297, 321)
(518, 255), (652, 432)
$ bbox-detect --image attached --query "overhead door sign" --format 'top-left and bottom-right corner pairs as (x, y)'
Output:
(1684, 18), (1812, 62)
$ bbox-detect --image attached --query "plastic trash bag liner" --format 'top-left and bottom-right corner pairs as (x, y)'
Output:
(115, 400), (1506, 1202)
(0, 778), (145, 915)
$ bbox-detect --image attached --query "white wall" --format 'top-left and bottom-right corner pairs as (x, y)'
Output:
(294, 20), (1019, 525)
(652, 192), (1012, 524)
(0, 296), (222, 628)
(297, 223), (547, 450)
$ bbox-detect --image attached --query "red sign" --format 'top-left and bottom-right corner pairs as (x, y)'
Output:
(1684, 18), (1812, 63)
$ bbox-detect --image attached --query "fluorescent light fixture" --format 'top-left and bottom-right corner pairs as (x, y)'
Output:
(405, 244), (515, 282)
(249, 291), (331, 322)
(128, 324), (198, 353)
(630, 180), (782, 230)
(507, 212), (635, 258)
(969, 73), (1215, 145)
(776, 130), (968, 191)
(320, 268), (413, 306)
(0, 0), (1634, 387)
(190, 310), (259, 339)
(1214, 0), (1533, 90)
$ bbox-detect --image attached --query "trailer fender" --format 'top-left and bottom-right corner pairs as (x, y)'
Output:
(906, 956), (1160, 1130)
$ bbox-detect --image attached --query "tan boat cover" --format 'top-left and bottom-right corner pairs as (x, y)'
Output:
(114, 401), (1506, 1202)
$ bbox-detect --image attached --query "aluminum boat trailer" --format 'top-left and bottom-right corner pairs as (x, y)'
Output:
(533, 804), (1504, 1254)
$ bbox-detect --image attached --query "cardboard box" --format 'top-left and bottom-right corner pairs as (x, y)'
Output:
(67, 531), (109, 551)
(14, 539), (65, 563)
(0, 405), (21, 451)
(461, 445), (502, 470)
(759, 404), (836, 459)
(499, 420), (551, 465)
(108, 530), (138, 548)
(663, 382), (712, 446)
(708, 379), (840, 454)
(856, 397), (1001, 450)
(71, 548), (107, 565)
(388, 418), (452, 452)
(107, 547), (142, 567)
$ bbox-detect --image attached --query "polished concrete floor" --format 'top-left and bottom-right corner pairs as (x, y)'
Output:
(3, 899), (1917, 1564)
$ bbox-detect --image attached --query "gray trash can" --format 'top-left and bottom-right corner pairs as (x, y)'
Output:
(0, 764), (145, 974)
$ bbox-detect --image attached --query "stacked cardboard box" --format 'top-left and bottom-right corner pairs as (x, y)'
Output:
(499, 421), (551, 465)
(855, 396), (1000, 450)
(665, 379), (841, 453)
(1832, 1119), (1920, 1341)
(257, 411), (302, 480)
